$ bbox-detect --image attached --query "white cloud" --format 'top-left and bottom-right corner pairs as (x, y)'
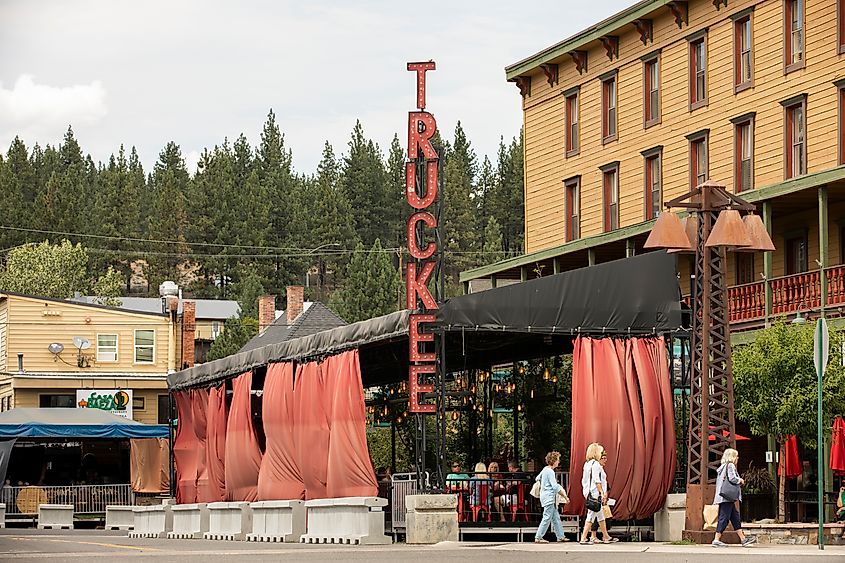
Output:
(0, 75), (107, 151)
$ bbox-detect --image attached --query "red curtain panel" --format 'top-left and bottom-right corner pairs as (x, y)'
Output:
(205, 385), (228, 502)
(325, 350), (378, 498)
(191, 388), (210, 502)
(224, 371), (263, 501)
(173, 390), (199, 504)
(567, 336), (676, 520)
(294, 361), (331, 500)
(130, 438), (170, 494)
(831, 416), (845, 476)
(258, 362), (306, 500)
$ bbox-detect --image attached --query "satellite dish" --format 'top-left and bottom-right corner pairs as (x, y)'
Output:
(72, 336), (91, 350)
(48, 342), (64, 355)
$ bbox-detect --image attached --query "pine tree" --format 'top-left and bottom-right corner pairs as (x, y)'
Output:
(207, 316), (259, 361)
(330, 239), (400, 323)
(340, 121), (389, 246)
(386, 134), (406, 248)
(489, 133), (525, 255)
(0, 137), (35, 250)
(442, 122), (480, 282)
(146, 141), (191, 291)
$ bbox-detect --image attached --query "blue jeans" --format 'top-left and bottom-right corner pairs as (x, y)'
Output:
(716, 501), (741, 534)
(535, 503), (564, 540)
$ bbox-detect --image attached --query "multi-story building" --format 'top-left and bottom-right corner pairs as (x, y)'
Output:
(462, 0), (845, 337)
(0, 292), (198, 424)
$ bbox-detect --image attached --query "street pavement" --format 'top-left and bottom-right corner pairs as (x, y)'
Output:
(1, 529), (844, 562)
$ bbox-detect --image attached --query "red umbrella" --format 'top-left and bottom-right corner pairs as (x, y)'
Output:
(778, 435), (802, 478)
(831, 416), (845, 476)
(707, 427), (751, 441)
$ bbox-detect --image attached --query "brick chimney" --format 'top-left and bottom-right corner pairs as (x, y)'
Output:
(258, 295), (276, 332)
(181, 300), (196, 368)
(286, 285), (304, 325)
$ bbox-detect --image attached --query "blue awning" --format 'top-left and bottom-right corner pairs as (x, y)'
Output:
(0, 408), (169, 439)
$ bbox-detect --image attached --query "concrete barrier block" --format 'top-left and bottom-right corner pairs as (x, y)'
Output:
(655, 493), (686, 542)
(204, 502), (252, 541)
(405, 494), (458, 544)
(246, 500), (305, 543)
(168, 503), (209, 539)
(301, 497), (390, 545)
(129, 504), (173, 538)
(0, 503), (5, 529)
(37, 504), (73, 529)
(105, 505), (135, 530)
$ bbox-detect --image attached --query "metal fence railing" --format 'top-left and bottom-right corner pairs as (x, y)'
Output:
(1, 484), (134, 515)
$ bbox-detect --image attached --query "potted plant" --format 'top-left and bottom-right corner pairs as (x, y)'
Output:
(741, 462), (776, 522)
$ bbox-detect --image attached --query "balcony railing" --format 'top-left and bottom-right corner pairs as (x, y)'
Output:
(692, 265), (845, 325)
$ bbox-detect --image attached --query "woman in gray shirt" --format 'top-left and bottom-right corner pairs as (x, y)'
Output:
(712, 448), (756, 547)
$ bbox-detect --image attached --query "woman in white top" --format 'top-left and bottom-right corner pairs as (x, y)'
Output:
(579, 443), (617, 544)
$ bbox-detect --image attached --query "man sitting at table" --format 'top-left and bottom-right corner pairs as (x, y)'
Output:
(447, 461), (470, 490)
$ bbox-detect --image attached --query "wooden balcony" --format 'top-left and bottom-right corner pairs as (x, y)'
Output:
(689, 265), (845, 327)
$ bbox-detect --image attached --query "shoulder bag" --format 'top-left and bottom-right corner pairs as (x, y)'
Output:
(719, 465), (741, 502)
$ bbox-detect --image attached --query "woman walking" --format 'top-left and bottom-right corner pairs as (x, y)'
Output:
(712, 448), (756, 547)
(579, 443), (617, 544)
(534, 451), (569, 543)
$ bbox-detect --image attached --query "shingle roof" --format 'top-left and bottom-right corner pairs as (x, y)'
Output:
(70, 296), (240, 320)
(238, 301), (346, 353)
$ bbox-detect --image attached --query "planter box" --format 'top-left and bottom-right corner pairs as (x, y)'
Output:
(204, 502), (252, 541)
(301, 497), (390, 545)
(105, 505), (135, 530)
(168, 503), (209, 539)
(37, 504), (73, 530)
(246, 500), (305, 543)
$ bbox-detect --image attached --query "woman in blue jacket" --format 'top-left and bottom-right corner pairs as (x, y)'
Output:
(534, 450), (569, 543)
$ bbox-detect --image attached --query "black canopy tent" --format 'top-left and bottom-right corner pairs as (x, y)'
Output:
(168, 251), (682, 391)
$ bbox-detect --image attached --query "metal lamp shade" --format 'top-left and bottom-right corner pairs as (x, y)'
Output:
(705, 209), (752, 248)
(644, 212), (694, 251)
(668, 215), (699, 254)
(738, 213), (775, 252)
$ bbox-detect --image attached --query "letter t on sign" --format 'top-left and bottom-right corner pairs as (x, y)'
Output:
(407, 61), (436, 110)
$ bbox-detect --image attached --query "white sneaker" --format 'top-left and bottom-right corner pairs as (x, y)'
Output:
(711, 540), (727, 547)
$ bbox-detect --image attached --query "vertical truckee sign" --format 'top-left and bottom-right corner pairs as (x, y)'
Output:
(406, 61), (438, 414)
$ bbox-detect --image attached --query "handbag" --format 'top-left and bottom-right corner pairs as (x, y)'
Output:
(703, 504), (719, 530)
(720, 479), (741, 502)
(585, 494), (602, 512)
(719, 465), (741, 502)
(530, 481), (541, 499)
(602, 504), (613, 519)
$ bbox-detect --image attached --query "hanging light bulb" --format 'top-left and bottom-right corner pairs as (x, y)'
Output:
(518, 366), (525, 374)
(543, 368), (550, 381)
(552, 375), (558, 384)
(530, 389), (535, 399)
(451, 411), (459, 421)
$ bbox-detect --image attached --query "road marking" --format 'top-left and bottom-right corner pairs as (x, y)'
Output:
(4, 537), (160, 552)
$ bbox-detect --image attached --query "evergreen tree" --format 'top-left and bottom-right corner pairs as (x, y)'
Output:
(0, 137), (35, 250)
(385, 134), (406, 248)
(330, 239), (400, 323)
(340, 121), (389, 246)
(442, 122), (480, 283)
(146, 141), (191, 291)
(207, 316), (259, 361)
(489, 133), (525, 255)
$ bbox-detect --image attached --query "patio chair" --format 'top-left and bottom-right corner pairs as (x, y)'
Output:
(470, 482), (491, 522)
(510, 483), (530, 523)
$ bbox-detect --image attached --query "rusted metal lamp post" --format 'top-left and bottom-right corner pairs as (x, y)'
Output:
(645, 180), (774, 542)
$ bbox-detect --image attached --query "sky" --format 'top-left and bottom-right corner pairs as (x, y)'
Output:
(0, 0), (632, 175)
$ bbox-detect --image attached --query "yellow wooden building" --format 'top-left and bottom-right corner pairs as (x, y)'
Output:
(461, 0), (845, 335)
(0, 292), (181, 425)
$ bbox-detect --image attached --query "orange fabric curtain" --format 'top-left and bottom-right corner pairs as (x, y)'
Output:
(205, 385), (228, 502)
(258, 362), (305, 500)
(294, 361), (331, 500)
(173, 391), (199, 504)
(325, 350), (378, 498)
(566, 336), (676, 520)
(130, 438), (170, 494)
(192, 388), (210, 502)
(224, 371), (263, 501)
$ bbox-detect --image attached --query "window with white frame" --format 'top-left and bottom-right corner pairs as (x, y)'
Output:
(97, 334), (118, 362)
(134, 329), (155, 363)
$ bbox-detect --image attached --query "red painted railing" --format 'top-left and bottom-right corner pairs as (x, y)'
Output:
(688, 266), (845, 324)
(727, 281), (766, 321)
(827, 265), (845, 306)
(771, 270), (821, 314)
